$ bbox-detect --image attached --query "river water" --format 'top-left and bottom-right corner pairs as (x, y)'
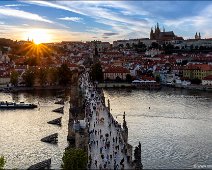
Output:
(0, 88), (211, 169)
(103, 88), (212, 169)
(0, 90), (70, 169)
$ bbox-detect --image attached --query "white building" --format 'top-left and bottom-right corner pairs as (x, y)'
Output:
(145, 49), (162, 57)
(0, 51), (10, 63)
(202, 75), (212, 85)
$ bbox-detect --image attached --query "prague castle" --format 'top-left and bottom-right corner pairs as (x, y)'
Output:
(150, 23), (183, 41)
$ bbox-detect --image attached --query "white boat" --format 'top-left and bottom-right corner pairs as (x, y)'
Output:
(0, 101), (37, 109)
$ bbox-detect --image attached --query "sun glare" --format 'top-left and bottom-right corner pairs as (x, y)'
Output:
(24, 29), (52, 44)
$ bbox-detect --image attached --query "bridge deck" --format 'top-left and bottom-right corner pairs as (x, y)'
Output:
(80, 72), (132, 169)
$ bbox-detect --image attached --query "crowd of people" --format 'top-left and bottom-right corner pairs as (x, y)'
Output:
(79, 72), (132, 169)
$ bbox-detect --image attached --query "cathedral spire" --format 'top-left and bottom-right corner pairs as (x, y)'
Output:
(195, 32), (198, 39)
(93, 41), (100, 64)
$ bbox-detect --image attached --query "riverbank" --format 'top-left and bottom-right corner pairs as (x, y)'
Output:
(97, 83), (131, 88)
(1, 83), (211, 93)
(175, 84), (212, 91)
(98, 82), (212, 92)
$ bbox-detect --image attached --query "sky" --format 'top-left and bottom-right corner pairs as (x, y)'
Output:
(0, 0), (212, 43)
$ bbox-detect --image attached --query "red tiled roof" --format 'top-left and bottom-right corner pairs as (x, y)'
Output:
(104, 66), (130, 73)
(141, 76), (155, 81)
(202, 75), (212, 80)
(184, 64), (212, 71)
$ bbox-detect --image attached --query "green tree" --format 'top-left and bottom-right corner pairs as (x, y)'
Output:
(181, 60), (188, 66)
(126, 74), (132, 83)
(90, 62), (103, 82)
(137, 42), (147, 52)
(61, 148), (88, 170)
(38, 68), (48, 86)
(126, 43), (130, 49)
(150, 42), (160, 49)
(191, 78), (201, 85)
(0, 156), (6, 170)
(22, 68), (36, 87)
(10, 70), (19, 86)
(163, 43), (174, 54)
(25, 56), (39, 66)
(156, 75), (161, 83)
(48, 67), (59, 85)
(58, 64), (71, 86)
(118, 44), (124, 49)
(115, 76), (122, 82)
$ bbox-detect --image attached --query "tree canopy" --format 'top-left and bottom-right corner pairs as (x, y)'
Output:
(0, 156), (6, 170)
(61, 148), (87, 170)
(191, 78), (201, 85)
(58, 63), (72, 86)
(10, 70), (19, 86)
(126, 74), (132, 83)
(38, 68), (48, 86)
(48, 67), (59, 85)
(22, 68), (36, 87)
(90, 62), (103, 82)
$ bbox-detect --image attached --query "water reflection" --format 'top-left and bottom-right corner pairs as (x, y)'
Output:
(0, 87), (211, 169)
(103, 87), (212, 169)
(0, 90), (71, 169)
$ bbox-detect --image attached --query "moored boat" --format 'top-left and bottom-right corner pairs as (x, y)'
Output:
(0, 101), (37, 109)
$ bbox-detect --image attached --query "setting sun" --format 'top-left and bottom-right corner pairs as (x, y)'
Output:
(24, 29), (52, 44)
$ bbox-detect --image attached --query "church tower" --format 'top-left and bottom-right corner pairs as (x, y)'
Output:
(156, 23), (161, 39)
(93, 41), (100, 64)
(199, 32), (201, 39)
(195, 32), (198, 39)
(150, 27), (154, 40)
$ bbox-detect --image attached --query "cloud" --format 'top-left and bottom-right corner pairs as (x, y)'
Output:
(0, 7), (53, 23)
(23, 1), (86, 16)
(5, 4), (28, 7)
(15, 1), (212, 40)
(164, 4), (212, 38)
(22, 1), (153, 40)
(103, 33), (118, 36)
(58, 17), (82, 22)
(17, 2), (178, 41)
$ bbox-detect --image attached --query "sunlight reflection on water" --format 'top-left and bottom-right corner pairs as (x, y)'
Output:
(0, 90), (69, 169)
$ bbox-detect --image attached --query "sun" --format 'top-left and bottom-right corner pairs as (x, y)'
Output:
(24, 29), (52, 44)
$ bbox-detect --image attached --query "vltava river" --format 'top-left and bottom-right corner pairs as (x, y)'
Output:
(0, 90), (70, 169)
(103, 88), (212, 169)
(0, 88), (211, 169)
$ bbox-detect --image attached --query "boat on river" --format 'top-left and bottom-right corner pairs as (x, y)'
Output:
(0, 101), (37, 109)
